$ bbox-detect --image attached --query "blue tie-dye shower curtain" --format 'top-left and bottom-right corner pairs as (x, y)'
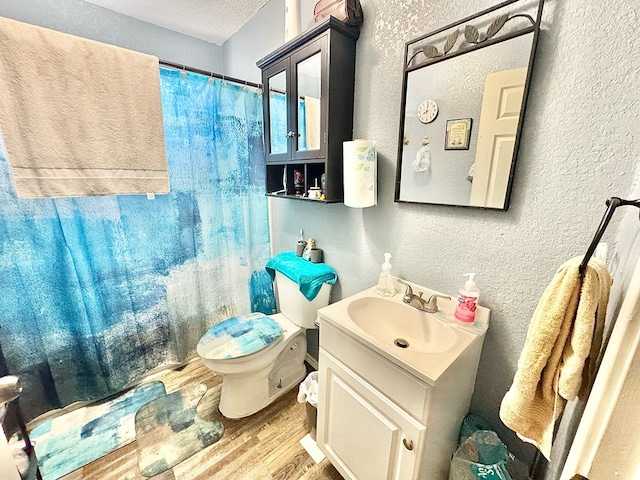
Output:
(0, 68), (274, 423)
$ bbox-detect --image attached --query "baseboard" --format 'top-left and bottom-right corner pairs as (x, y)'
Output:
(305, 353), (318, 370)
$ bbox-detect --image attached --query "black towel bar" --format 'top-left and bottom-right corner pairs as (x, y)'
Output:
(579, 197), (640, 274)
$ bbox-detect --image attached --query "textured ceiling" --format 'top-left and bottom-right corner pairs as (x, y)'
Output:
(81, 0), (271, 45)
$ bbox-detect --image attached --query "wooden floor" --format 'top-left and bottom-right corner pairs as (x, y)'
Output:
(57, 360), (343, 480)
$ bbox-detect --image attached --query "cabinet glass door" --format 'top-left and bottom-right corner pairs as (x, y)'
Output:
(291, 36), (327, 160)
(296, 51), (322, 153)
(267, 69), (288, 156)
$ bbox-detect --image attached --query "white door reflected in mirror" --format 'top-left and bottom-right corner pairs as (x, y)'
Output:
(470, 67), (526, 208)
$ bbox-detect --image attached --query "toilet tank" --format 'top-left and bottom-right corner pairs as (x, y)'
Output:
(275, 271), (332, 329)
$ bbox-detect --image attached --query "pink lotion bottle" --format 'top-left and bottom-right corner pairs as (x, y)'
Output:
(454, 273), (479, 323)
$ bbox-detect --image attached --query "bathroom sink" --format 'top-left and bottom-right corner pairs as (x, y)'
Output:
(346, 296), (457, 354)
(317, 281), (489, 382)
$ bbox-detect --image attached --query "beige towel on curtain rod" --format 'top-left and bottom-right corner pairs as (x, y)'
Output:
(0, 16), (169, 198)
(499, 256), (611, 460)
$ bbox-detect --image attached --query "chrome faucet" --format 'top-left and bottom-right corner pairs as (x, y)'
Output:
(397, 279), (450, 314)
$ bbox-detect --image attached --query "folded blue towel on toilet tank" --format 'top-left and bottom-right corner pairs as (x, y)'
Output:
(265, 251), (337, 301)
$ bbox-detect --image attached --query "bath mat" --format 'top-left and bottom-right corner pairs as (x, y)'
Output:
(135, 383), (224, 477)
(26, 381), (166, 480)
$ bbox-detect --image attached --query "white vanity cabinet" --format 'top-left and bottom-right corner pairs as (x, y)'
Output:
(316, 288), (488, 480)
(319, 350), (426, 480)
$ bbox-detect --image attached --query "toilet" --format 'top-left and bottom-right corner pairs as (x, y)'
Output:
(197, 269), (332, 419)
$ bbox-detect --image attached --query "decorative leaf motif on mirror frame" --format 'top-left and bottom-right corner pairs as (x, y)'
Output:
(443, 29), (459, 54)
(421, 44), (441, 59)
(409, 12), (535, 66)
(486, 14), (509, 39)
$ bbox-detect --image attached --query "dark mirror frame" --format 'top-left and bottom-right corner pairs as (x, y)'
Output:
(394, 0), (545, 210)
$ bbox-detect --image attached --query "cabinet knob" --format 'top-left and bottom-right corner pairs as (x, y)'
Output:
(403, 438), (414, 451)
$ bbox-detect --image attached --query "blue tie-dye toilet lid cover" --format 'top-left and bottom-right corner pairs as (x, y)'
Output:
(197, 312), (284, 360)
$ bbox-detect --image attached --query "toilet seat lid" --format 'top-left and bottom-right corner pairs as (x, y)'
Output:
(197, 313), (283, 360)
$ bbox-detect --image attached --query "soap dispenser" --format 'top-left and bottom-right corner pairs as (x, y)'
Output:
(454, 273), (479, 323)
(376, 253), (396, 297)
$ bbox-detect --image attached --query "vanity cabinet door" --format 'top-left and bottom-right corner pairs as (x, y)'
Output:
(318, 350), (425, 480)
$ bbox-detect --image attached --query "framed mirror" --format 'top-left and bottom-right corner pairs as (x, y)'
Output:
(395, 0), (544, 210)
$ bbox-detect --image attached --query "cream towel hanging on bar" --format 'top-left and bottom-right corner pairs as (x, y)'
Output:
(499, 256), (611, 460)
(0, 16), (169, 198)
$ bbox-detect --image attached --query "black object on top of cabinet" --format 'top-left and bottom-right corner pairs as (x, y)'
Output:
(257, 16), (359, 203)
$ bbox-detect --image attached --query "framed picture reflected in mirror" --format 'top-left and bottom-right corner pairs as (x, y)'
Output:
(445, 118), (472, 150)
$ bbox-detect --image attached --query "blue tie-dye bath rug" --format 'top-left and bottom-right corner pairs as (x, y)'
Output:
(135, 383), (224, 477)
(22, 381), (166, 480)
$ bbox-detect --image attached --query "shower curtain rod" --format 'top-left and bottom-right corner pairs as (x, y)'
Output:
(159, 60), (262, 89)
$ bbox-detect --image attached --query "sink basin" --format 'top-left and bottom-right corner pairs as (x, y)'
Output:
(346, 296), (457, 354)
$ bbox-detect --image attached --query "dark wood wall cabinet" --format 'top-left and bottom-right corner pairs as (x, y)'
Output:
(257, 17), (359, 203)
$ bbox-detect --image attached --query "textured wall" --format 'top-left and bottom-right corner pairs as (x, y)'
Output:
(0, 0), (223, 72)
(225, 0), (640, 462)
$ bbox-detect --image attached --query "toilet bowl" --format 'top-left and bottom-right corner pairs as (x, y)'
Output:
(197, 267), (333, 419)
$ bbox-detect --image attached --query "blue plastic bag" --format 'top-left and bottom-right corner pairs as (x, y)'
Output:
(448, 430), (514, 480)
(459, 413), (494, 444)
